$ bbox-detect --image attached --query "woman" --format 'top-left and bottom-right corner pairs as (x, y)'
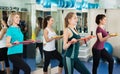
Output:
(63, 12), (90, 74)
(6, 12), (31, 74)
(0, 19), (10, 74)
(43, 15), (63, 74)
(35, 17), (44, 67)
(92, 14), (114, 74)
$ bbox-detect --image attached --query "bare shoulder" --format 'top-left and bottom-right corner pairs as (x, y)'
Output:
(44, 28), (48, 32)
(64, 28), (71, 33)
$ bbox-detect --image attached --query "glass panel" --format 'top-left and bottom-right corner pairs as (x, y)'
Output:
(77, 12), (88, 33)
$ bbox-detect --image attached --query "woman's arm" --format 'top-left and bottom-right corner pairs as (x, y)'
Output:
(6, 36), (13, 47)
(97, 33), (110, 42)
(0, 28), (7, 40)
(0, 19), (7, 40)
(63, 28), (71, 50)
(44, 29), (54, 42)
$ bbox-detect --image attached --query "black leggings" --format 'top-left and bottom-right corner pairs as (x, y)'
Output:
(0, 47), (9, 67)
(9, 54), (31, 74)
(43, 50), (63, 72)
(36, 43), (43, 59)
(92, 48), (114, 74)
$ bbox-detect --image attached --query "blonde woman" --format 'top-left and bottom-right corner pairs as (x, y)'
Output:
(6, 12), (31, 74)
(63, 12), (90, 74)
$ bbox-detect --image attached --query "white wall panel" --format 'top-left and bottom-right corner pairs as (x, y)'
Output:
(106, 9), (120, 58)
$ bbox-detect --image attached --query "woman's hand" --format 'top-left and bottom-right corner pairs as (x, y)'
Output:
(13, 41), (20, 45)
(52, 35), (63, 40)
(1, 19), (7, 27)
(68, 38), (78, 44)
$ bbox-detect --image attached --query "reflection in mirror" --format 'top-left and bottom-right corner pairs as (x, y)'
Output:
(77, 13), (82, 33)
(77, 12), (88, 33)
(82, 12), (88, 33)
(35, 11), (51, 68)
(35, 11), (44, 68)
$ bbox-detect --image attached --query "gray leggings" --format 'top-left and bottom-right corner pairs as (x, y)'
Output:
(63, 57), (90, 74)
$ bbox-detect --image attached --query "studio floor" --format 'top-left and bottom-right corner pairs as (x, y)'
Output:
(32, 59), (120, 74)
(1, 58), (120, 74)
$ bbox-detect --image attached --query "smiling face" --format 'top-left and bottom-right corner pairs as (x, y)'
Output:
(68, 13), (78, 26)
(48, 17), (54, 26)
(13, 14), (20, 25)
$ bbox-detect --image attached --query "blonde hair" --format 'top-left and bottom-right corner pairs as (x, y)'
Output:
(64, 12), (75, 28)
(7, 12), (20, 26)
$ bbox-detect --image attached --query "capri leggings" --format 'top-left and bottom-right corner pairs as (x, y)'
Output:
(36, 43), (43, 59)
(0, 47), (9, 67)
(43, 50), (63, 72)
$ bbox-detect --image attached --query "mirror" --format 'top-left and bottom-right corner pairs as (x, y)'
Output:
(35, 10), (52, 68)
(77, 12), (88, 33)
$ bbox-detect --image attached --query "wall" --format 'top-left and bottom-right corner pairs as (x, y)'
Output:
(105, 9), (120, 58)
(99, 0), (117, 8)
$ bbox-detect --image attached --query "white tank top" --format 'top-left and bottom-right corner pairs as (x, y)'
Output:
(0, 32), (6, 48)
(43, 28), (56, 51)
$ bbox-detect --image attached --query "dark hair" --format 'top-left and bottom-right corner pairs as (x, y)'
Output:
(43, 15), (52, 29)
(64, 12), (75, 28)
(37, 17), (43, 28)
(95, 14), (106, 25)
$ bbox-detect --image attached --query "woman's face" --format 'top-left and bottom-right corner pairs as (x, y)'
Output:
(69, 14), (78, 26)
(100, 17), (106, 25)
(13, 14), (20, 25)
(48, 17), (54, 26)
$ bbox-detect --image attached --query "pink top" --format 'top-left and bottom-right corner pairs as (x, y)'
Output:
(93, 26), (108, 50)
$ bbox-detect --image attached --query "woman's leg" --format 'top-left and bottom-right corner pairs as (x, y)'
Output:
(38, 43), (43, 59)
(63, 56), (74, 74)
(36, 43), (43, 59)
(9, 54), (31, 74)
(101, 49), (114, 74)
(0, 48), (5, 71)
(52, 50), (63, 74)
(74, 58), (90, 74)
(43, 51), (51, 74)
(3, 48), (10, 74)
(92, 48), (101, 74)
(0, 61), (5, 71)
